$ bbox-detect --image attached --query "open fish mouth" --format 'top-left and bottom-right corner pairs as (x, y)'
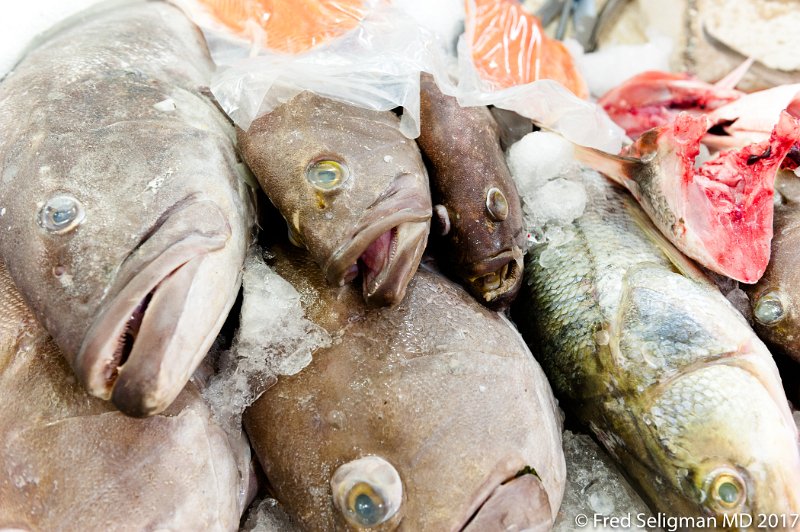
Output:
(325, 173), (431, 306)
(76, 198), (236, 417)
(465, 248), (524, 308)
(459, 463), (552, 531)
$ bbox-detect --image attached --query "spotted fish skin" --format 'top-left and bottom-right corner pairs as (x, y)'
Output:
(417, 74), (525, 310)
(514, 169), (800, 524)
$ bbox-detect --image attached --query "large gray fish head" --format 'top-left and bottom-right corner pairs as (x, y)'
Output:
(0, 1), (254, 417)
(237, 92), (432, 307)
(639, 362), (800, 524)
(243, 246), (566, 531)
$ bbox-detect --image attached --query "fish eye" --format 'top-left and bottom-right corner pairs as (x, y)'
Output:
(753, 290), (785, 326)
(707, 470), (746, 512)
(331, 456), (402, 528)
(306, 159), (349, 191)
(486, 187), (509, 221)
(38, 194), (85, 234)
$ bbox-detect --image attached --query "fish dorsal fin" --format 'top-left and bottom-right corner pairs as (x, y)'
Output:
(619, 194), (716, 289)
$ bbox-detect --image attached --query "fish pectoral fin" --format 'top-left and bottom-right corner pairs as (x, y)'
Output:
(433, 204), (451, 236)
(572, 144), (641, 187)
(620, 197), (714, 288)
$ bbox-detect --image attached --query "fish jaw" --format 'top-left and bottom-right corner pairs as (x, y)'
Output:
(463, 248), (524, 310)
(461, 472), (552, 532)
(599, 71), (743, 139)
(76, 199), (239, 417)
(325, 173), (431, 307)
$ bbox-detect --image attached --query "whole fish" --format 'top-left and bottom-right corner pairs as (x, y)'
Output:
(417, 74), (525, 309)
(0, 257), (255, 530)
(574, 109), (800, 283)
(237, 92), (431, 307)
(0, 1), (254, 416)
(514, 169), (800, 522)
(743, 173), (800, 364)
(243, 245), (565, 531)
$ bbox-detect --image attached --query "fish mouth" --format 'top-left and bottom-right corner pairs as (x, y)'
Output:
(464, 248), (524, 309)
(76, 198), (237, 417)
(459, 464), (552, 531)
(325, 173), (431, 306)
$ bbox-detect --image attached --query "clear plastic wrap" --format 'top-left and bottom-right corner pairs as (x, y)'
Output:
(177, 0), (624, 151)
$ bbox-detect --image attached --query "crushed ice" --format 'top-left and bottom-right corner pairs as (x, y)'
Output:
(506, 131), (587, 253)
(554, 431), (655, 531)
(203, 247), (331, 434)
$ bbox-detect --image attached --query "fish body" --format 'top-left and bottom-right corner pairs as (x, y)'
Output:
(574, 109), (800, 283)
(0, 258), (254, 530)
(243, 245), (565, 531)
(466, 0), (588, 98)
(0, 0), (254, 416)
(514, 169), (800, 523)
(417, 75), (525, 309)
(744, 177), (800, 364)
(238, 92), (431, 307)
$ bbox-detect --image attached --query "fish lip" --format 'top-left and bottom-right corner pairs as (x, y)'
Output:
(75, 199), (231, 416)
(324, 172), (431, 303)
(464, 248), (524, 308)
(457, 460), (550, 531)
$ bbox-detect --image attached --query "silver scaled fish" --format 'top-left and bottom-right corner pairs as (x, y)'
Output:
(514, 169), (800, 524)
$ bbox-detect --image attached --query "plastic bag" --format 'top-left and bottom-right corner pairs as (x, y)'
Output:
(450, 0), (624, 152)
(176, 0), (452, 138)
(177, 0), (624, 151)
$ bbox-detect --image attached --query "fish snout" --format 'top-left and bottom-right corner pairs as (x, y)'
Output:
(77, 198), (240, 416)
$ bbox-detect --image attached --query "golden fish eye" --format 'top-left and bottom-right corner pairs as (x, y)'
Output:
(345, 481), (388, 527)
(331, 456), (402, 528)
(753, 290), (785, 326)
(486, 187), (509, 221)
(306, 160), (348, 191)
(709, 472), (746, 511)
(38, 194), (85, 234)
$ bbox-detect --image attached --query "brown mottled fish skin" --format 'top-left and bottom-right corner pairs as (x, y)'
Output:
(417, 74), (525, 310)
(744, 174), (800, 363)
(0, 258), (255, 531)
(237, 92), (431, 307)
(243, 245), (565, 531)
(0, 1), (254, 417)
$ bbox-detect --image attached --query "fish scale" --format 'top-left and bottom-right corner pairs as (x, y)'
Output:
(514, 169), (800, 522)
